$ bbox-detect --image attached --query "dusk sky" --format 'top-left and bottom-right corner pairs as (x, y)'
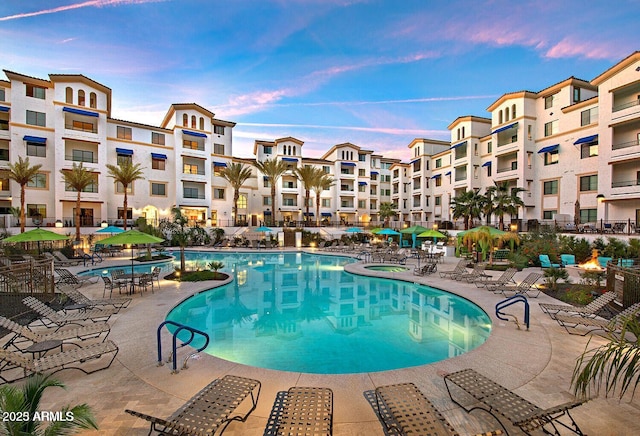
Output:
(2, 1), (639, 161)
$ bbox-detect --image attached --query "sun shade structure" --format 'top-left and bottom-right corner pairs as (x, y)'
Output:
(417, 229), (447, 239)
(377, 228), (401, 236)
(2, 228), (69, 243)
(95, 225), (125, 234)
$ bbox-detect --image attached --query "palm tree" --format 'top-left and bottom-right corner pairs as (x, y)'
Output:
(219, 162), (252, 226)
(450, 189), (484, 230)
(60, 163), (95, 241)
(310, 172), (334, 226)
(105, 159), (144, 230)
(7, 156), (42, 233)
(253, 159), (289, 225)
(295, 166), (323, 225)
(0, 373), (98, 435)
(486, 181), (525, 230)
(159, 207), (190, 272)
(378, 202), (397, 227)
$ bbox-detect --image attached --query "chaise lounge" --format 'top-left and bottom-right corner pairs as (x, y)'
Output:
(539, 291), (617, 319)
(22, 296), (117, 328)
(553, 302), (640, 336)
(264, 386), (333, 436)
(57, 286), (131, 312)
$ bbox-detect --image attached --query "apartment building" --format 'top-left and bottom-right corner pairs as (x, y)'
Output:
(0, 51), (639, 233)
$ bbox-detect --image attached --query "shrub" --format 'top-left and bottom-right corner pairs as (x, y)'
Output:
(563, 287), (594, 306)
(543, 267), (570, 290)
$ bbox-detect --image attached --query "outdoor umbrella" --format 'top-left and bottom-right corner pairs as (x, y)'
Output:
(417, 229), (447, 241)
(369, 228), (383, 234)
(345, 227), (362, 233)
(98, 230), (164, 293)
(400, 225), (429, 248)
(255, 226), (272, 233)
(2, 228), (69, 254)
(377, 228), (400, 244)
(457, 225), (507, 237)
(96, 225), (125, 234)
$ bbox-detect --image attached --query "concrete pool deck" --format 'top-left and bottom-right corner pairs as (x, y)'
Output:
(34, 249), (640, 435)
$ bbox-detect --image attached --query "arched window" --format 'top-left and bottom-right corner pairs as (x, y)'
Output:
(89, 92), (97, 108)
(237, 194), (247, 209)
(182, 114), (188, 127)
(505, 107), (510, 122)
(78, 90), (85, 106)
(199, 117), (204, 130)
(512, 104), (516, 118)
(65, 87), (73, 104)
(462, 126), (465, 138)
(191, 115), (196, 129)
(293, 146), (296, 155)
(341, 151), (344, 159)
(457, 128), (460, 141)
(498, 110), (503, 124)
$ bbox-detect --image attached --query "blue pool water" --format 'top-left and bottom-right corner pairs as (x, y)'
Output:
(164, 251), (491, 374)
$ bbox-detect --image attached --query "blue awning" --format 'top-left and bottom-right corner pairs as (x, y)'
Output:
(410, 158), (421, 164)
(182, 129), (207, 138)
(303, 212), (314, 216)
(358, 181), (368, 185)
(0, 106), (9, 112)
(282, 157), (298, 162)
(491, 122), (518, 134)
(23, 135), (46, 144)
(341, 162), (356, 166)
(430, 174), (441, 179)
(445, 171), (451, 176)
(574, 134), (598, 145)
(151, 153), (167, 160)
(538, 144), (559, 154)
(264, 210), (272, 215)
(321, 212), (332, 217)
(62, 106), (99, 117)
(116, 148), (133, 155)
(481, 161), (492, 167)
(450, 140), (467, 150)
(370, 171), (379, 175)
(213, 161), (227, 167)
(263, 176), (269, 180)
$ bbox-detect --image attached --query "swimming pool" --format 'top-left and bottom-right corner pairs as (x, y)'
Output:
(166, 251), (491, 374)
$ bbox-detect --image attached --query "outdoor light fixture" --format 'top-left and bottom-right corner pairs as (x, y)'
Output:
(55, 220), (63, 228)
(101, 220), (108, 228)
(596, 194), (605, 202)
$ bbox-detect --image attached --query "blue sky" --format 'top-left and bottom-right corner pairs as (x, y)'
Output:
(2, 0), (639, 160)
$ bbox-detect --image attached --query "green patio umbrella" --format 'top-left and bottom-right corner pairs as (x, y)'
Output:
(2, 228), (69, 254)
(417, 229), (447, 239)
(400, 225), (429, 248)
(369, 228), (383, 234)
(457, 225), (507, 237)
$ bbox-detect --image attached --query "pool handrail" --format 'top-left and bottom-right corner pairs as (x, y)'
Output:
(495, 294), (530, 330)
(157, 320), (210, 373)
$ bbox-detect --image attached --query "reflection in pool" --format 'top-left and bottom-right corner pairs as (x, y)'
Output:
(167, 252), (491, 374)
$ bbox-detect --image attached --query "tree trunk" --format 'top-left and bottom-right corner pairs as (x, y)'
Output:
(19, 185), (26, 233)
(75, 191), (81, 241)
(271, 184), (277, 225)
(305, 188), (310, 224)
(233, 188), (239, 226)
(123, 189), (128, 231)
(315, 194), (320, 227)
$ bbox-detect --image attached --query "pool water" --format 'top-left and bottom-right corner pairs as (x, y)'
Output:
(365, 265), (409, 272)
(166, 251), (491, 374)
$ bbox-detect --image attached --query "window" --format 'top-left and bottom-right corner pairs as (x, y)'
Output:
(498, 110), (503, 124)
(413, 160), (421, 172)
(152, 132), (165, 145)
(27, 173), (47, 188)
(26, 141), (46, 158)
(151, 183), (166, 196)
(152, 157), (166, 170)
(543, 210), (556, 220)
(183, 187), (200, 199)
(358, 153), (366, 162)
(358, 200), (366, 208)
(115, 181), (132, 194)
(117, 208), (133, 220)
(474, 143), (478, 156)
(117, 126), (132, 140)
(78, 90), (85, 106)
(487, 141), (492, 153)
(116, 153), (132, 165)
(191, 115), (196, 129)
(26, 84), (46, 99)
(183, 163), (200, 175)
(512, 104), (516, 118)
(26, 110), (46, 127)
(544, 121), (557, 137)
(0, 176), (8, 191)
(66, 173), (98, 193)
(263, 196), (272, 206)
(0, 88), (5, 101)
(183, 139), (203, 151)
(435, 196), (441, 206)
(435, 177), (442, 187)
(580, 142), (598, 159)
(579, 175), (598, 192)
(214, 125), (225, 135)
(263, 178), (271, 188)
(71, 149), (94, 163)
(27, 204), (46, 218)
(89, 92), (97, 108)
(358, 168), (365, 177)
(573, 87), (581, 103)
(182, 114), (188, 126)
(264, 146), (272, 154)
(504, 107), (510, 122)
(543, 180), (558, 195)
(65, 87), (72, 103)
(580, 208), (597, 223)
(487, 164), (492, 177)
(545, 95), (553, 109)
(214, 143), (225, 155)
(544, 150), (558, 165)
(213, 188), (225, 199)
(236, 194), (247, 209)
(435, 158), (442, 168)
(199, 117), (204, 130)
(358, 184), (366, 193)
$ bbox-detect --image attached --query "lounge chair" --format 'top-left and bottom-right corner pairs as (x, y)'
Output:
(54, 268), (99, 287)
(53, 250), (84, 266)
(597, 256), (612, 269)
(539, 291), (617, 319)
(414, 261), (437, 276)
(458, 262), (490, 283)
(0, 340), (118, 384)
(57, 286), (131, 311)
(126, 375), (261, 435)
(264, 387), (333, 436)
(439, 259), (468, 279)
(44, 252), (80, 267)
(476, 268), (517, 289)
(0, 315), (111, 351)
(560, 254), (576, 267)
(22, 296), (117, 328)
(444, 368), (587, 436)
(491, 272), (543, 297)
(553, 302), (640, 336)
(539, 254), (561, 268)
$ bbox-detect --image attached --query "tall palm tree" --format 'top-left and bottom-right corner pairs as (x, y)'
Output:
(219, 162), (252, 226)
(295, 166), (323, 224)
(0, 373), (98, 435)
(105, 159), (144, 230)
(159, 207), (189, 272)
(253, 158), (289, 225)
(378, 202), (397, 227)
(60, 163), (95, 241)
(450, 189), (484, 230)
(310, 172), (334, 226)
(7, 156), (42, 233)
(486, 181), (525, 230)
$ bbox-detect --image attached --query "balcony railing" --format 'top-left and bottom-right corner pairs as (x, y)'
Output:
(497, 163), (517, 173)
(65, 122), (97, 133)
(613, 99), (640, 112)
(65, 154), (98, 164)
(183, 193), (205, 199)
(612, 138), (640, 150)
(183, 168), (205, 175)
(611, 179), (640, 188)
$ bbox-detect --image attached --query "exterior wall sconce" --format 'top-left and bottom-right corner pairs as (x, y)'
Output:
(55, 220), (63, 228)
(101, 220), (108, 228)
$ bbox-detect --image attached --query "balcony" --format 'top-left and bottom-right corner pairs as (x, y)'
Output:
(183, 192), (205, 199)
(65, 120), (97, 134)
(612, 178), (640, 188)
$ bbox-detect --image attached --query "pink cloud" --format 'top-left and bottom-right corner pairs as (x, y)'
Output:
(544, 37), (619, 60)
(0, 0), (168, 21)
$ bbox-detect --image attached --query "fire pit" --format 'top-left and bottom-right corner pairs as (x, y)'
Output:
(578, 249), (605, 272)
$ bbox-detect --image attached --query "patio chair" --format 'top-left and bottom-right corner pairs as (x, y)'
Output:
(597, 256), (612, 269)
(126, 375), (261, 435)
(439, 259), (468, 279)
(476, 268), (517, 289)
(57, 286), (131, 311)
(151, 266), (161, 291)
(491, 273), (543, 297)
(0, 315), (111, 351)
(444, 368), (587, 436)
(0, 340), (118, 385)
(560, 254), (576, 267)
(612, 222), (626, 233)
(53, 250), (84, 266)
(539, 254), (560, 268)
(553, 302), (640, 336)
(539, 291), (617, 319)
(45, 251), (81, 267)
(54, 268), (99, 288)
(457, 262), (491, 283)
(22, 296), (117, 328)
(134, 273), (153, 294)
(414, 261), (437, 276)
(101, 276), (127, 298)
(264, 387), (333, 436)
